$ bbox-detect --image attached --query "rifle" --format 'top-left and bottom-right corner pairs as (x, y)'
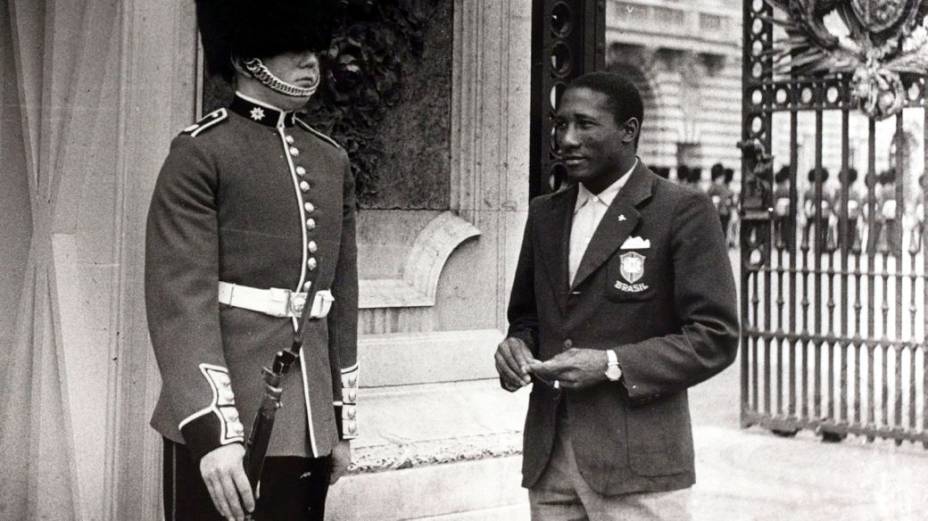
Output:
(243, 290), (317, 519)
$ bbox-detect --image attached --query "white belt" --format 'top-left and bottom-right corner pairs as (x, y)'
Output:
(218, 282), (334, 319)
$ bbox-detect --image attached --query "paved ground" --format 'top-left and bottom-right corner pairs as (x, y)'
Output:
(683, 250), (928, 520)
(687, 361), (928, 521)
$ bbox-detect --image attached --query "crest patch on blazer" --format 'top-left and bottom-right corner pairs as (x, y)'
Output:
(616, 251), (649, 293)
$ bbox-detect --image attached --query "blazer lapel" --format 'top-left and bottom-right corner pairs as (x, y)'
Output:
(571, 163), (655, 290)
(536, 186), (576, 315)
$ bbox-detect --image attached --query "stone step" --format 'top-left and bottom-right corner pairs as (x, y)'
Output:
(414, 503), (530, 521)
(325, 379), (529, 519)
(326, 456), (528, 521)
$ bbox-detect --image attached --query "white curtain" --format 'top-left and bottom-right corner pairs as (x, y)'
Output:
(0, 1), (197, 520)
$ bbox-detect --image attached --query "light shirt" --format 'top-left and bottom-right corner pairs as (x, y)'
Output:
(568, 159), (638, 285)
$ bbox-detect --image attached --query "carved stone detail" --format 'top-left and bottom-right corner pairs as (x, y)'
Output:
(359, 211), (481, 309)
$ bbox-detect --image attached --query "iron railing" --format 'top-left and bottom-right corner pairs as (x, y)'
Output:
(530, 0), (606, 198)
(740, 0), (928, 447)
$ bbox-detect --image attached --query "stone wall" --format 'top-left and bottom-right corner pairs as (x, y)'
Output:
(369, 0), (454, 210)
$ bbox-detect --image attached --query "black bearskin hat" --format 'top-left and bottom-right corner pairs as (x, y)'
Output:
(723, 167), (734, 184)
(880, 168), (896, 184)
(774, 165), (791, 184)
(689, 167), (702, 183)
(196, 0), (338, 80)
(839, 167), (858, 184)
(807, 167), (829, 183)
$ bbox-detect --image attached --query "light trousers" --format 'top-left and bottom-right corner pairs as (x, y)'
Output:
(529, 420), (692, 521)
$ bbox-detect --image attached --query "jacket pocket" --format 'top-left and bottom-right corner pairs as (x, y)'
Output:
(624, 395), (693, 476)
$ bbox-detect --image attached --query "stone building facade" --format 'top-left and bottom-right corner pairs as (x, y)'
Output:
(607, 0), (743, 186)
(607, 0), (917, 203)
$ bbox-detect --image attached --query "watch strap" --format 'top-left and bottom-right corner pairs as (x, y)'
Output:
(606, 349), (619, 366)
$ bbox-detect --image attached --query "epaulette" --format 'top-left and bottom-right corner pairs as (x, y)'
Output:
(294, 117), (343, 151)
(180, 108), (228, 137)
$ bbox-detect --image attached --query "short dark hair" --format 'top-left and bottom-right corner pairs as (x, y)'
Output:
(567, 72), (644, 147)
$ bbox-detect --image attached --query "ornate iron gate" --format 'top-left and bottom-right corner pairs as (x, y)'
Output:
(740, 0), (928, 445)
(530, 0), (606, 198)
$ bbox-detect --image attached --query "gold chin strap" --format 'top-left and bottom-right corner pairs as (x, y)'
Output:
(242, 57), (319, 98)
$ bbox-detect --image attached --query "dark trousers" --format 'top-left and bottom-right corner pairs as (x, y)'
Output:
(163, 438), (332, 521)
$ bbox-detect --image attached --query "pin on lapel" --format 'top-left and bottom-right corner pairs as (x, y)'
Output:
(618, 214), (627, 222)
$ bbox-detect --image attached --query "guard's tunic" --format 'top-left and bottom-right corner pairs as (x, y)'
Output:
(146, 93), (359, 462)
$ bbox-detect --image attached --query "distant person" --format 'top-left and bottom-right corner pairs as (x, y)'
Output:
(707, 163), (735, 236)
(689, 166), (703, 192)
(867, 168), (901, 255)
(910, 175), (926, 254)
(495, 71), (738, 521)
(724, 167), (739, 248)
(838, 167), (864, 253)
(772, 165), (791, 248)
(801, 167), (837, 252)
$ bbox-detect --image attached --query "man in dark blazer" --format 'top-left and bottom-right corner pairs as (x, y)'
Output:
(496, 72), (738, 520)
(146, 2), (357, 520)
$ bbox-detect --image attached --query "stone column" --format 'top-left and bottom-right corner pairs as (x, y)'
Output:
(110, 2), (199, 520)
(326, 1), (535, 519)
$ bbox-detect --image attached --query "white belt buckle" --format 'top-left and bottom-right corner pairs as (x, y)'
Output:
(289, 292), (307, 316)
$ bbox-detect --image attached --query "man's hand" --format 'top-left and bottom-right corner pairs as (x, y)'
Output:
(330, 440), (352, 484)
(528, 348), (608, 390)
(495, 337), (537, 391)
(199, 443), (254, 521)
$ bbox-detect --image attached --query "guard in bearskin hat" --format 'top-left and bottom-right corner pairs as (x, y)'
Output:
(145, 1), (358, 519)
(707, 162), (735, 236)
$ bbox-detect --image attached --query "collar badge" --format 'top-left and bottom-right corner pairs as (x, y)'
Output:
(250, 107), (266, 121)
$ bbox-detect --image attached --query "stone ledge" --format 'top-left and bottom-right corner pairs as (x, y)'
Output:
(352, 431), (522, 473)
(359, 329), (504, 386)
(414, 504), (530, 521)
(348, 379), (529, 474)
(327, 456), (528, 521)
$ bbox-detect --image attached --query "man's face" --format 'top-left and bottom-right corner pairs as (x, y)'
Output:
(554, 87), (636, 186)
(259, 50), (321, 105)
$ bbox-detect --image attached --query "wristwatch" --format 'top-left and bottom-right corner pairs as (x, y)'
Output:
(604, 349), (622, 381)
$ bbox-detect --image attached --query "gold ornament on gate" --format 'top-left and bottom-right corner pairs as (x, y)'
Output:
(764, 0), (928, 120)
